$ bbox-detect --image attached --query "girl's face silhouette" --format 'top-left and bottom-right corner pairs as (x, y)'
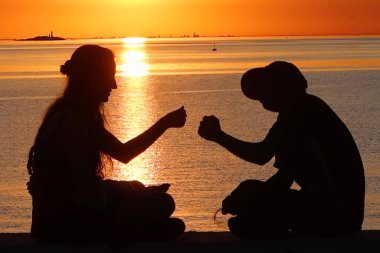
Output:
(93, 59), (117, 103)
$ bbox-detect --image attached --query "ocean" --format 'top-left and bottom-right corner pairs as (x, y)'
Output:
(0, 36), (379, 232)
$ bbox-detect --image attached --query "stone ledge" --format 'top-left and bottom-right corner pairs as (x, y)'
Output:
(1, 231), (379, 253)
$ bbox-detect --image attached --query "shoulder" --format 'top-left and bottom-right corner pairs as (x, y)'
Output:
(293, 94), (340, 123)
(38, 102), (74, 142)
(298, 94), (331, 113)
(278, 94), (340, 135)
(296, 94), (352, 140)
(47, 105), (99, 145)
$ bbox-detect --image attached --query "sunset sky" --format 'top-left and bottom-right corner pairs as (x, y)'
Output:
(1, 0), (379, 39)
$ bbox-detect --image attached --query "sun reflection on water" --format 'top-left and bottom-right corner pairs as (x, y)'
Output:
(119, 37), (149, 77)
(111, 75), (158, 184)
(123, 37), (147, 47)
(111, 38), (157, 184)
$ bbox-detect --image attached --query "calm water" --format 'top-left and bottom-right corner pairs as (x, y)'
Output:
(0, 37), (379, 232)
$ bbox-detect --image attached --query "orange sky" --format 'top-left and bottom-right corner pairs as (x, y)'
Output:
(1, 0), (379, 39)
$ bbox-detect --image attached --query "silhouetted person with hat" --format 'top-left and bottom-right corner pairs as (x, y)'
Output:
(198, 61), (365, 238)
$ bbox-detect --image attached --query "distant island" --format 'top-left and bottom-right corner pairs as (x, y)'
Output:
(18, 31), (65, 41)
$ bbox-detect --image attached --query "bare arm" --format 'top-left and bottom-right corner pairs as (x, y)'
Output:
(198, 115), (275, 165)
(100, 106), (187, 164)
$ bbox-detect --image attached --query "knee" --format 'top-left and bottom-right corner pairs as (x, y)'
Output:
(161, 193), (176, 216)
(228, 216), (249, 239)
(169, 218), (186, 237)
(152, 192), (176, 217)
(130, 180), (145, 190)
(227, 216), (239, 233)
(235, 180), (265, 192)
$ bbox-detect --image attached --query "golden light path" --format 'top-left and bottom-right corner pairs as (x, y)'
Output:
(111, 37), (159, 184)
(119, 37), (149, 77)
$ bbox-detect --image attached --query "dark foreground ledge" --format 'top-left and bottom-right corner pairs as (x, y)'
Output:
(1, 231), (380, 253)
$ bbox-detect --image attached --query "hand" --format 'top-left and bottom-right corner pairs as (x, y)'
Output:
(145, 183), (170, 193)
(198, 115), (222, 141)
(222, 195), (240, 215)
(221, 180), (265, 215)
(130, 180), (147, 191)
(162, 106), (187, 128)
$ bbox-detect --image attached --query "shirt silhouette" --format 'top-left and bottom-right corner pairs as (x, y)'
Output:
(199, 61), (365, 238)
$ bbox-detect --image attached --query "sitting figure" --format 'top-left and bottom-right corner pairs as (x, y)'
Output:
(198, 61), (365, 238)
(27, 45), (186, 244)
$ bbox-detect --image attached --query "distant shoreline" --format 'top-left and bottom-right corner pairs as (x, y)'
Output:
(16, 36), (65, 41)
(1, 34), (379, 42)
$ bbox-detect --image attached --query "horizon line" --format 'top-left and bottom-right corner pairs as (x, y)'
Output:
(1, 33), (380, 41)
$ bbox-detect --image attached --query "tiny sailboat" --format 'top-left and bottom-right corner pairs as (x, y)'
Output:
(212, 43), (217, 51)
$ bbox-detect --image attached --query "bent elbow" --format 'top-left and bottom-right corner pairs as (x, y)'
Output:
(251, 153), (273, 166)
(255, 160), (266, 166)
(243, 155), (269, 166)
(119, 158), (130, 164)
(252, 144), (274, 166)
(119, 156), (134, 164)
(113, 152), (133, 164)
(255, 158), (270, 166)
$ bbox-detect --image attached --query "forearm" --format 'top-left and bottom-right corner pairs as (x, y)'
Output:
(102, 107), (186, 163)
(119, 118), (168, 163)
(198, 115), (274, 165)
(215, 131), (273, 165)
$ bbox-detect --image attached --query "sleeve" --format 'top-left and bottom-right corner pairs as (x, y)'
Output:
(263, 120), (282, 148)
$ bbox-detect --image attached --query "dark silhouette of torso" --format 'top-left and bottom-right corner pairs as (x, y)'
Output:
(271, 94), (365, 229)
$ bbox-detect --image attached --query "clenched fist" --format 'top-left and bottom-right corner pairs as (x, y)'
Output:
(198, 115), (222, 141)
(162, 106), (187, 128)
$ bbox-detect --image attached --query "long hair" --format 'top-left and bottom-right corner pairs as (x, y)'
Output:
(28, 45), (114, 179)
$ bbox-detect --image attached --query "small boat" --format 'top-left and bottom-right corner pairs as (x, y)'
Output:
(212, 43), (217, 51)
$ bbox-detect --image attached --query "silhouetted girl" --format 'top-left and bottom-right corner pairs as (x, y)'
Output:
(27, 45), (186, 244)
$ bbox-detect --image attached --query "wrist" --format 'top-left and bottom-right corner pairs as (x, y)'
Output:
(157, 116), (170, 130)
(212, 129), (224, 143)
(215, 130), (228, 144)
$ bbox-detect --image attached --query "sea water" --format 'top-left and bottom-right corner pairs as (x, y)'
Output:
(0, 36), (379, 232)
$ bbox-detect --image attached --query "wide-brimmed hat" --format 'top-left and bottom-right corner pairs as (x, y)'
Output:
(241, 61), (308, 100)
